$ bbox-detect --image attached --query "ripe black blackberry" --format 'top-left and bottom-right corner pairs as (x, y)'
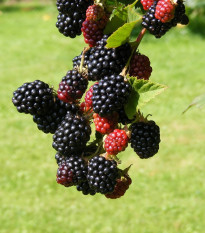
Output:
(56, 0), (91, 14)
(12, 80), (54, 115)
(142, 0), (186, 38)
(56, 156), (88, 187)
(55, 152), (65, 165)
(87, 155), (119, 194)
(130, 120), (160, 159)
(86, 35), (132, 80)
(92, 75), (131, 116)
(57, 69), (88, 103)
(56, 12), (85, 38)
(76, 181), (96, 195)
(52, 112), (91, 156)
(33, 98), (79, 134)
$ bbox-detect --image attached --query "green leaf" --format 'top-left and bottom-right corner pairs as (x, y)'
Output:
(183, 93), (205, 114)
(106, 20), (140, 48)
(104, 7), (128, 34)
(125, 78), (167, 119)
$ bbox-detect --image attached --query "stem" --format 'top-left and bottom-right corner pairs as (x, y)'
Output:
(79, 47), (89, 73)
(120, 28), (147, 77)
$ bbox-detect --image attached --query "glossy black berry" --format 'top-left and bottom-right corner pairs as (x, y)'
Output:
(87, 156), (119, 194)
(56, 156), (88, 187)
(76, 181), (96, 195)
(56, 0), (91, 14)
(56, 12), (85, 38)
(33, 97), (79, 134)
(12, 80), (54, 116)
(52, 112), (91, 156)
(57, 69), (88, 103)
(130, 120), (160, 159)
(92, 75), (131, 116)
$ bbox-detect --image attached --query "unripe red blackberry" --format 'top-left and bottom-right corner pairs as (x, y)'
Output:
(130, 120), (160, 159)
(104, 129), (129, 155)
(33, 97), (79, 134)
(86, 4), (105, 21)
(85, 83), (95, 110)
(93, 112), (118, 135)
(141, 0), (154, 10)
(56, 12), (85, 38)
(129, 52), (152, 80)
(86, 35), (132, 81)
(57, 69), (88, 103)
(105, 174), (132, 199)
(87, 155), (119, 194)
(12, 80), (54, 116)
(76, 181), (96, 195)
(155, 0), (175, 23)
(52, 112), (91, 156)
(56, 156), (87, 187)
(92, 75), (131, 116)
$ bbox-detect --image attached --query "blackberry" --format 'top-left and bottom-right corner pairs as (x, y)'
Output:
(87, 155), (119, 194)
(93, 112), (118, 135)
(56, 12), (85, 38)
(57, 69), (88, 103)
(155, 0), (175, 23)
(56, 156), (87, 187)
(76, 181), (96, 195)
(52, 112), (91, 156)
(33, 97), (79, 134)
(55, 152), (65, 165)
(92, 75), (131, 116)
(12, 80), (54, 115)
(129, 52), (152, 80)
(141, 0), (154, 11)
(56, 0), (91, 14)
(81, 19), (105, 47)
(130, 120), (160, 159)
(86, 35), (132, 80)
(105, 174), (132, 199)
(104, 129), (129, 155)
(142, 0), (186, 38)
(180, 14), (189, 25)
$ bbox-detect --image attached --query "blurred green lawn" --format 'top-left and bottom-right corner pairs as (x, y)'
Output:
(0, 3), (205, 233)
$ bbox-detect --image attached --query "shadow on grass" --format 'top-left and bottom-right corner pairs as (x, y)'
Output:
(0, 4), (47, 13)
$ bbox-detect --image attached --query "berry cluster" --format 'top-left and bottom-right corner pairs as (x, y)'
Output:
(12, 0), (189, 199)
(142, 0), (189, 38)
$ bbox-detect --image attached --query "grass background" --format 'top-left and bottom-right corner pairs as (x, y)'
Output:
(0, 3), (205, 233)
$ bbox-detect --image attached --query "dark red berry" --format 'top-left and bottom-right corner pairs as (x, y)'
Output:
(129, 52), (152, 80)
(105, 174), (132, 199)
(104, 129), (129, 155)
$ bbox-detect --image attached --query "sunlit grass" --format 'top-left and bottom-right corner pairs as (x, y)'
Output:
(0, 3), (205, 233)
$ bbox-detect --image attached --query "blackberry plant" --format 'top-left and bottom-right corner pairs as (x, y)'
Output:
(12, 0), (189, 199)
